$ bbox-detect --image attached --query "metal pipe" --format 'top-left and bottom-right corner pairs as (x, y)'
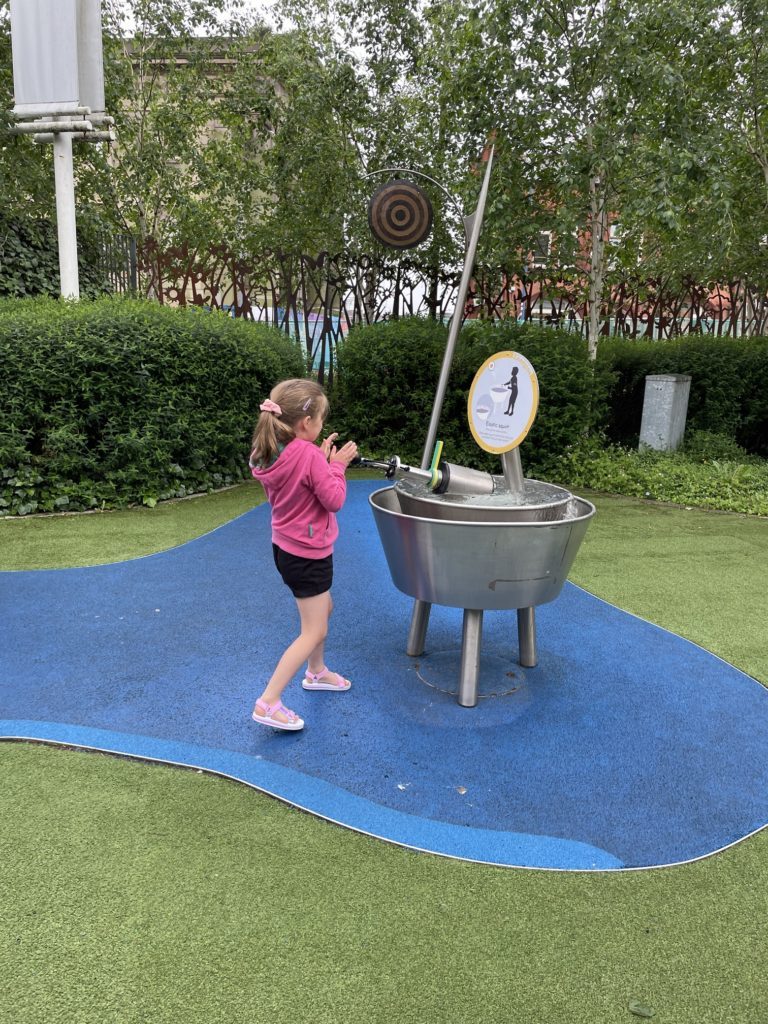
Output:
(458, 610), (483, 706)
(419, 147), (494, 471)
(407, 147), (495, 672)
(434, 461), (495, 496)
(53, 130), (79, 299)
(500, 448), (525, 499)
(34, 131), (114, 144)
(517, 607), (537, 667)
(406, 600), (431, 656)
(12, 104), (91, 119)
(358, 455), (496, 495)
(11, 120), (94, 134)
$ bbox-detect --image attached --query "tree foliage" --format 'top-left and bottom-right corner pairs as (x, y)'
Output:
(3, 0), (767, 338)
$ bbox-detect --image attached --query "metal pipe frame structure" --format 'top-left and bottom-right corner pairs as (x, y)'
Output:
(9, 109), (114, 300)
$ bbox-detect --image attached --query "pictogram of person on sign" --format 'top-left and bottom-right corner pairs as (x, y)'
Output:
(503, 366), (519, 416)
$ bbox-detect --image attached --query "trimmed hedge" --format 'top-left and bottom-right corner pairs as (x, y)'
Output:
(598, 335), (768, 457)
(334, 318), (768, 470)
(0, 297), (304, 514)
(332, 318), (614, 474)
(4, 302), (766, 518)
(332, 318), (449, 464)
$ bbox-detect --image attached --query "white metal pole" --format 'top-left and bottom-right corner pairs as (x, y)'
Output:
(52, 129), (80, 299)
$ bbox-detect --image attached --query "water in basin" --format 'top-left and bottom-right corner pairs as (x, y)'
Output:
(396, 475), (571, 509)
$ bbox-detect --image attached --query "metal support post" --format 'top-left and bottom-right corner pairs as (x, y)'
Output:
(406, 599), (431, 656)
(407, 150), (496, 665)
(458, 609), (483, 707)
(53, 127), (79, 299)
(517, 607), (537, 667)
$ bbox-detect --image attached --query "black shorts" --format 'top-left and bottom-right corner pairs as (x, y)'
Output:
(272, 544), (333, 599)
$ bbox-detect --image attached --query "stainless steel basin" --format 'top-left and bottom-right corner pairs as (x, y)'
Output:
(370, 485), (595, 611)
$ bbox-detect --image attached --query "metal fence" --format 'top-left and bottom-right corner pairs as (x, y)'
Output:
(96, 237), (768, 384)
(95, 232), (138, 295)
(135, 242), (464, 384)
(470, 270), (768, 339)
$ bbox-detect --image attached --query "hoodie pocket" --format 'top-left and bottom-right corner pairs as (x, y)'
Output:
(307, 513), (332, 542)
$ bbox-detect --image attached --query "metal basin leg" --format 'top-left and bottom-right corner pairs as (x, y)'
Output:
(517, 607), (537, 667)
(458, 609), (483, 707)
(407, 599), (431, 656)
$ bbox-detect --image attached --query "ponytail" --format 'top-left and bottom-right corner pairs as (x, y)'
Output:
(250, 378), (329, 468)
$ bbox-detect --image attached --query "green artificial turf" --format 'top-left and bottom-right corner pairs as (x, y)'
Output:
(571, 494), (768, 685)
(1, 484), (767, 1023)
(1, 741), (766, 1024)
(0, 481), (267, 570)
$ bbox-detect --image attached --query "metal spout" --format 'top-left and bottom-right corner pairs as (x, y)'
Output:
(357, 455), (495, 496)
(432, 461), (495, 496)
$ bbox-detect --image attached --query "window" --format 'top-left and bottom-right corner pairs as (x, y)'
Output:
(531, 231), (551, 268)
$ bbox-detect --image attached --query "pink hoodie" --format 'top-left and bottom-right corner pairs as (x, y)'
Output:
(251, 438), (347, 558)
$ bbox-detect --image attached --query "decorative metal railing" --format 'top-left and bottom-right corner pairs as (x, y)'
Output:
(470, 269), (768, 339)
(124, 240), (768, 383)
(136, 242), (463, 383)
(96, 231), (138, 295)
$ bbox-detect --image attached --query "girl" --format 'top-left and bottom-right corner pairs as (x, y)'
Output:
(249, 378), (358, 731)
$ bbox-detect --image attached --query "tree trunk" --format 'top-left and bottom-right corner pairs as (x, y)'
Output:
(587, 173), (607, 360)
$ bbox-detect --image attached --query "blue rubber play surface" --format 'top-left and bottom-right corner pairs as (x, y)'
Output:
(2, 480), (767, 870)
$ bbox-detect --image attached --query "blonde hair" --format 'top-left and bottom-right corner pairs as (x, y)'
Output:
(250, 378), (329, 468)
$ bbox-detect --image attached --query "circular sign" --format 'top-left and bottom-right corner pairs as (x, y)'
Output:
(367, 180), (434, 250)
(467, 351), (539, 453)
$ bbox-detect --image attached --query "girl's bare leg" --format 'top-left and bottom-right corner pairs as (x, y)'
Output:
(254, 593), (331, 722)
(303, 594), (348, 686)
(307, 593), (332, 674)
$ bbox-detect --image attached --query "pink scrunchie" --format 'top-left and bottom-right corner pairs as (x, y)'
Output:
(260, 399), (282, 415)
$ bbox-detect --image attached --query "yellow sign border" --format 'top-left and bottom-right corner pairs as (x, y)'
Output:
(467, 350), (539, 454)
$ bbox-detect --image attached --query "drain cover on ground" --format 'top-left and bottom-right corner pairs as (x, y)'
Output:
(414, 648), (527, 698)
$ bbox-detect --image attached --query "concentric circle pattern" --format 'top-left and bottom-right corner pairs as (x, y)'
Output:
(368, 180), (434, 249)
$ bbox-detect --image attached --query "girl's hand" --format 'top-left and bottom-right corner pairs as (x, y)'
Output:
(321, 432), (339, 460)
(329, 440), (358, 467)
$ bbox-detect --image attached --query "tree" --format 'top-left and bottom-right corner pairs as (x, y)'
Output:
(273, 0), (499, 319)
(443, 0), (706, 355)
(74, 0), (263, 253)
(78, 1), (397, 260)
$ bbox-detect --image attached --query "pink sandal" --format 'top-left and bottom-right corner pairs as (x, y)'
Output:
(252, 698), (304, 731)
(302, 666), (352, 691)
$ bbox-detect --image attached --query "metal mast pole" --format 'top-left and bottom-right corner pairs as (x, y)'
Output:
(419, 146), (495, 470)
(407, 147), (495, 657)
(52, 125), (80, 299)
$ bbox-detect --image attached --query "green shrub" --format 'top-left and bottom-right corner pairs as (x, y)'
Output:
(332, 317), (449, 464)
(333, 317), (614, 474)
(680, 429), (755, 464)
(0, 297), (304, 514)
(599, 336), (768, 456)
(0, 211), (113, 299)
(446, 321), (615, 475)
(547, 436), (768, 516)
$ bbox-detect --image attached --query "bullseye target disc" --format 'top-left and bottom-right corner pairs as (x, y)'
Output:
(368, 180), (434, 250)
